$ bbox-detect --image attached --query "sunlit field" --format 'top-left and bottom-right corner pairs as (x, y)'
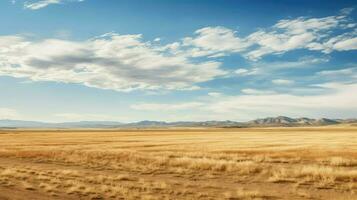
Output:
(0, 126), (357, 200)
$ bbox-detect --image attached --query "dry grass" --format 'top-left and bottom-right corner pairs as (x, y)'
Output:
(323, 157), (357, 166)
(224, 188), (269, 200)
(0, 126), (356, 199)
(21, 181), (36, 190)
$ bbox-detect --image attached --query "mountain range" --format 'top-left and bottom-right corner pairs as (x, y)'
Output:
(0, 116), (356, 128)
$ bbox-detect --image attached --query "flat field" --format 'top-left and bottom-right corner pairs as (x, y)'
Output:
(0, 126), (356, 200)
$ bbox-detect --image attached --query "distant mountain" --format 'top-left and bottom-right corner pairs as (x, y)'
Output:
(250, 116), (297, 125)
(336, 119), (357, 124)
(0, 120), (123, 128)
(55, 121), (124, 128)
(248, 116), (339, 126)
(122, 120), (168, 127)
(0, 117), (354, 128)
(122, 120), (242, 128)
(0, 120), (49, 128)
(314, 118), (340, 125)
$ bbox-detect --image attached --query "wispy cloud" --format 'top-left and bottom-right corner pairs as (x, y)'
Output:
(234, 68), (259, 76)
(272, 79), (294, 85)
(181, 26), (251, 58)
(0, 108), (19, 119)
(207, 92), (222, 97)
(317, 67), (357, 77)
(316, 67), (357, 81)
(24, 0), (84, 10)
(235, 56), (328, 77)
(241, 88), (276, 95)
(169, 8), (356, 60)
(131, 102), (203, 111)
(205, 82), (357, 119)
(54, 113), (125, 121)
(130, 82), (357, 120)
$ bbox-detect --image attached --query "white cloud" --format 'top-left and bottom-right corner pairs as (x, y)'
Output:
(206, 83), (357, 119)
(274, 16), (340, 33)
(247, 12), (356, 59)
(261, 57), (329, 69)
(234, 56), (328, 77)
(241, 88), (276, 95)
(340, 7), (354, 15)
(0, 108), (19, 119)
(208, 92), (222, 97)
(24, 0), (84, 10)
(332, 37), (357, 51)
(316, 67), (357, 81)
(317, 67), (356, 76)
(245, 14), (350, 60)
(272, 79), (294, 85)
(24, 0), (61, 9)
(235, 68), (259, 76)
(0, 33), (226, 91)
(54, 113), (125, 121)
(234, 68), (248, 74)
(179, 9), (356, 60)
(309, 30), (357, 53)
(246, 31), (316, 60)
(2, 9), (356, 93)
(131, 102), (203, 111)
(182, 26), (251, 57)
(130, 82), (357, 120)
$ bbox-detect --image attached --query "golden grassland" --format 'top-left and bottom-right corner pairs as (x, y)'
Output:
(0, 126), (356, 199)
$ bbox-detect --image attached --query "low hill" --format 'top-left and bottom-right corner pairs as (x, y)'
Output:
(0, 117), (354, 128)
(247, 116), (340, 127)
(0, 120), (123, 128)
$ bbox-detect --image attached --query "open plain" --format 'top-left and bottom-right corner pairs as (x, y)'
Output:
(0, 126), (357, 200)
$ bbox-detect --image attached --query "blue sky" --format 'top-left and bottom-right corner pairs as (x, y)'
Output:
(0, 0), (356, 122)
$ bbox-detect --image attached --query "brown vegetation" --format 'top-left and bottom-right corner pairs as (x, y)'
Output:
(0, 126), (356, 199)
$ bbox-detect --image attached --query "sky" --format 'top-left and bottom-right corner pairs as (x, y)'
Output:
(0, 0), (356, 122)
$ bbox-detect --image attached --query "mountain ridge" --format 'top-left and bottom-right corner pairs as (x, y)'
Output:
(0, 116), (356, 128)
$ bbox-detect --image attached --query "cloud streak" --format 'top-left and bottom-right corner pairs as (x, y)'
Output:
(131, 82), (357, 120)
(24, 0), (84, 10)
(0, 108), (19, 119)
(131, 102), (203, 111)
(54, 112), (125, 121)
